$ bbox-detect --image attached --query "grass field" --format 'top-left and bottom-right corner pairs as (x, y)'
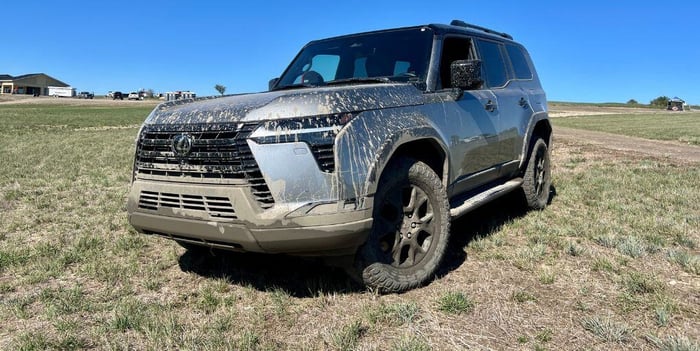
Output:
(0, 103), (698, 350)
(552, 111), (700, 145)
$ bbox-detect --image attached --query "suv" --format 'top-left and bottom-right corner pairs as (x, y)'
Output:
(77, 91), (94, 99)
(128, 92), (143, 100)
(127, 20), (552, 292)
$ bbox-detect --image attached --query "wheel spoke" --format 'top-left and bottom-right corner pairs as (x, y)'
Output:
(391, 238), (407, 264)
(404, 239), (427, 267)
(412, 190), (429, 218)
(403, 186), (418, 213)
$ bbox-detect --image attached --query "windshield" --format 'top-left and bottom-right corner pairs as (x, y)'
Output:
(274, 27), (433, 90)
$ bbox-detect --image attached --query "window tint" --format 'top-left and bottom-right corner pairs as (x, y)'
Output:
(476, 39), (508, 88)
(506, 44), (532, 80)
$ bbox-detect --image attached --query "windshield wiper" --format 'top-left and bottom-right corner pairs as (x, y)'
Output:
(325, 77), (391, 86)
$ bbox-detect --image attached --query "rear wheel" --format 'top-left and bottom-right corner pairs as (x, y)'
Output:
(354, 158), (450, 293)
(522, 137), (551, 209)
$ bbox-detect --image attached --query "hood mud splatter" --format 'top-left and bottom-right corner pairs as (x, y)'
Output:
(145, 84), (425, 125)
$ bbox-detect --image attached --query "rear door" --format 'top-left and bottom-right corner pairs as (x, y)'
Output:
(474, 38), (523, 169)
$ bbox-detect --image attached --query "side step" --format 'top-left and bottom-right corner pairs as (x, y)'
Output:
(449, 178), (523, 219)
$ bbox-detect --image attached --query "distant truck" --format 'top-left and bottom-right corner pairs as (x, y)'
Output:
(77, 91), (94, 99)
(48, 86), (76, 98)
(667, 97), (689, 111)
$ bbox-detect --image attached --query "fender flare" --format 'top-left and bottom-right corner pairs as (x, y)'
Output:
(519, 111), (552, 169)
(363, 126), (449, 197)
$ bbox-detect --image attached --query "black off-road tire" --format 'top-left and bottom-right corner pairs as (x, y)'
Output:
(354, 158), (450, 293)
(522, 137), (551, 209)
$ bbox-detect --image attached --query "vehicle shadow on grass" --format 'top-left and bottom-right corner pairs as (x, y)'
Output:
(179, 185), (557, 297)
(178, 247), (363, 298)
(439, 185), (557, 275)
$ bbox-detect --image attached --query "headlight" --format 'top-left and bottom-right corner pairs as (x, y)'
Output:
(249, 113), (355, 145)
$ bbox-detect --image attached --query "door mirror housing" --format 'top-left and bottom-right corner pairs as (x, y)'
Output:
(450, 60), (483, 90)
(268, 78), (280, 91)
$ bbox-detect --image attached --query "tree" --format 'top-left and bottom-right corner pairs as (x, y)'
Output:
(650, 96), (669, 108)
(627, 99), (638, 105)
(214, 84), (226, 96)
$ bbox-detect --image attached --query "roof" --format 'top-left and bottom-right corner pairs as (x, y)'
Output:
(0, 73), (69, 86)
(308, 21), (518, 47)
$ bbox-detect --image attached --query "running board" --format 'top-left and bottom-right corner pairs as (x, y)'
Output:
(449, 178), (523, 219)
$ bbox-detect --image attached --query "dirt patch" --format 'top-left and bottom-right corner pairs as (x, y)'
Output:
(0, 95), (160, 107)
(555, 127), (700, 164)
(549, 104), (670, 118)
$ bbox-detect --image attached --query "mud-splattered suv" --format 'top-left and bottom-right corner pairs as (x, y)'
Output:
(127, 20), (552, 292)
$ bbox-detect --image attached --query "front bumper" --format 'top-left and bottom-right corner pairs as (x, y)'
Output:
(127, 180), (373, 256)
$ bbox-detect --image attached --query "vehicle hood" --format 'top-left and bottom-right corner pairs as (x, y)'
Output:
(144, 84), (424, 125)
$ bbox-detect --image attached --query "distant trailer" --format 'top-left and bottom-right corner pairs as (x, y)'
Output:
(48, 86), (76, 98)
(164, 91), (196, 101)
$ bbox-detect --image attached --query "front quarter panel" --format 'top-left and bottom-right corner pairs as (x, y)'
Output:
(335, 108), (448, 205)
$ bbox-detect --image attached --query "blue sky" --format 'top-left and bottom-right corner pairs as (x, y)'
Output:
(3, 1), (699, 104)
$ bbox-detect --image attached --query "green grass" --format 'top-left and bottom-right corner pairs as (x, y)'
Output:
(330, 320), (365, 351)
(552, 112), (700, 144)
(0, 103), (698, 349)
(0, 104), (151, 132)
(436, 291), (475, 314)
(581, 316), (632, 343)
(648, 335), (700, 351)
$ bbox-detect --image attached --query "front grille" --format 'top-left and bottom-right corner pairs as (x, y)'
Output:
(135, 123), (274, 208)
(138, 191), (237, 219)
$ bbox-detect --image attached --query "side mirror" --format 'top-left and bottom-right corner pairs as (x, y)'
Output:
(450, 59), (483, 90)
(268, 78), (280, 91)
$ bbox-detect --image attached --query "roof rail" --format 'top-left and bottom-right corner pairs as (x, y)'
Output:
(449, 20), (513, 40)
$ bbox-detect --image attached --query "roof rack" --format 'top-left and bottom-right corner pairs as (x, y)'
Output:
(449, 20), (513, 40)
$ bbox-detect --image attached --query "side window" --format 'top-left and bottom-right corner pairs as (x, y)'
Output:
(476, 39), (508, 88)
(506, 44), (533, 80)
(439, 37), (473, 89)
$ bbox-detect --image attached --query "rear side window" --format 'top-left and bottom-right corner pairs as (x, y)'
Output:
(476, 39), (508, 88)
(506, 44), (533, 80)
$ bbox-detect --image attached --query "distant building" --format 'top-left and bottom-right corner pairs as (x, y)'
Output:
(164, 91), (197, 101)
(667, 97), (690, 111)
(0, 73), (70, 96)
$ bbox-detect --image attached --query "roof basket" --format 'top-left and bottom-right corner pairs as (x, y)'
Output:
(450, 20), (513, 40)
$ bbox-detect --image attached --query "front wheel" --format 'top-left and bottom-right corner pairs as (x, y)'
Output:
(354, 158), (450, 293)
(522, 137), (552, 209)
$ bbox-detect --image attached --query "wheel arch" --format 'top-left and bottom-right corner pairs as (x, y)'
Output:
(520, 113), (552, 170)
(365, 131), (448, 197)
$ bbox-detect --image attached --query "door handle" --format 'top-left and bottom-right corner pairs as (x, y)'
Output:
(485, 100), (497, 112)
(519, 97), (529, 108)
